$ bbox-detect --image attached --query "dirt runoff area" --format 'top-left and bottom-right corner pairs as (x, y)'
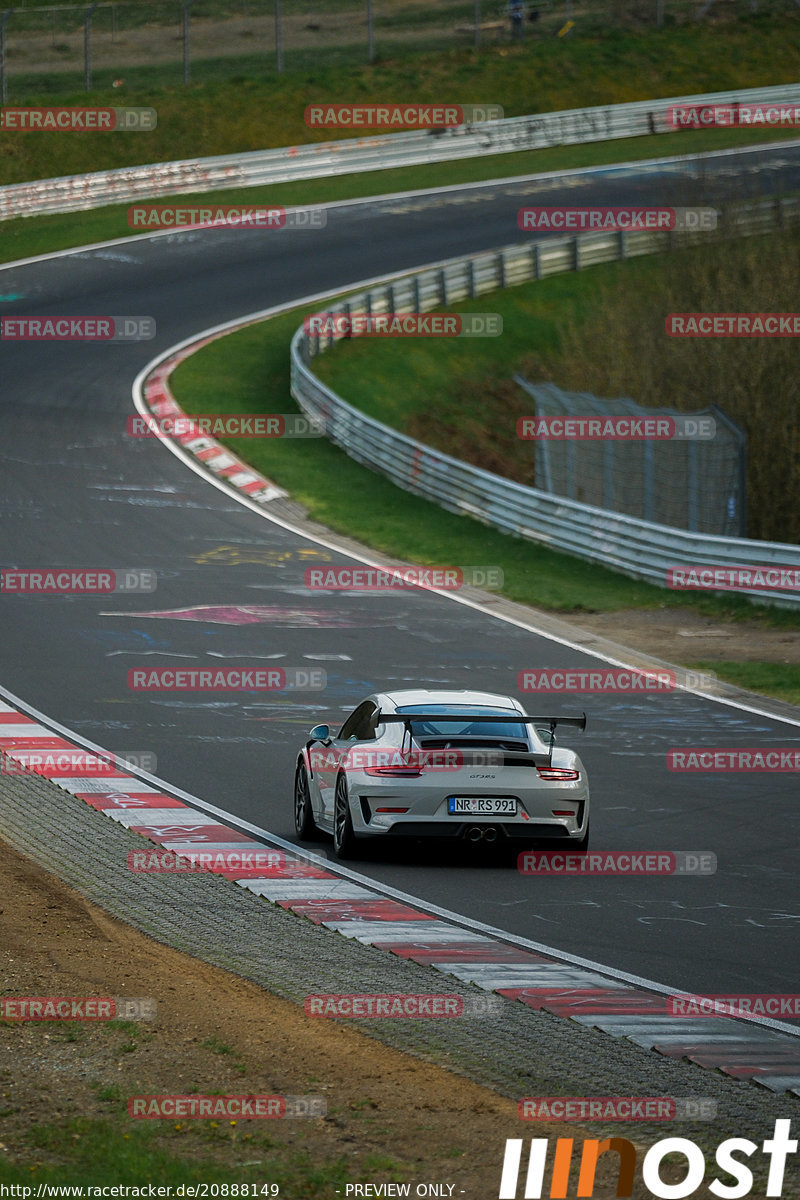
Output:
(0, 832), (647, 1197)
(571, 607), (800, 668)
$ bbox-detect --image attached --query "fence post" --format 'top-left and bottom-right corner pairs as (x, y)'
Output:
(84, 2), (99, 92)
(643, 439), (654, 523)
(0, 9), (12, 106)
(182, 0), (194, 84)
(687, 439), (698, 532)
(274, 0), (283, 74)
(366, 0), (375, 64)
(603, 440), (613, 509)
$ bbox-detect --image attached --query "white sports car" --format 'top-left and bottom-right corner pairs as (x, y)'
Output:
(293, 689), (590, 859)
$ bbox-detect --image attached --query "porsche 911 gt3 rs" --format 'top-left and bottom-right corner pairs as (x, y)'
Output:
(293, 689), (590, 860)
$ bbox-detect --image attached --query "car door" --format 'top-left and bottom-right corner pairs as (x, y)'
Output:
(314, 700), (379, 825)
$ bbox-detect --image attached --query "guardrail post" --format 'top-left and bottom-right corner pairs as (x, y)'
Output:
(439, 269), (448, 306)
(497, 251), (506, 289)
(467, 259), (476, 299)
(0, 9), (13, 106)
(619, 229), (626, 261)
(532, 243), (540, 279)
(574, 236), (580, 271)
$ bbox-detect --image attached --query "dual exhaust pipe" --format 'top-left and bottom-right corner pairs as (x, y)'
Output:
(466, 825), (498, 844)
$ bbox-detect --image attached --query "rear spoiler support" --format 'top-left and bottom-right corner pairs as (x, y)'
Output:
(377, 711), (586, 767)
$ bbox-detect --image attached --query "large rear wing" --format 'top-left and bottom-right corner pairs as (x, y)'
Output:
(377, 711), (586, 767)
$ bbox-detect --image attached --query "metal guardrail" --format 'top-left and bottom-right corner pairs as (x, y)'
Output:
(2, 81), (800, 222)
(290, 197), (800, 607)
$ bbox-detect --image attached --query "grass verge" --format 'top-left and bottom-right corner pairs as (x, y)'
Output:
(2, 19), (800, 181)
(169, 298), (800, 637)
(688, 661), (800, 707)
(2, 124), (798, 269)
(0, 1112), (376, 1190)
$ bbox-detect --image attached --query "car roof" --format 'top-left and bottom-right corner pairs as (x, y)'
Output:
(372, 689), (525, 713)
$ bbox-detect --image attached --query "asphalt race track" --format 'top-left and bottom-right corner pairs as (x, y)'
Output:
(2, 143), (800, 1006)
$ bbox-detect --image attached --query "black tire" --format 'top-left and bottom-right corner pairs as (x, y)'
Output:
(573, 818), (590, 853)
(294, 761), (319, 840)
(333, 773), (357, 859)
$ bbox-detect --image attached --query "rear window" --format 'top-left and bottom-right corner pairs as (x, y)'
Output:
(394, 704), (530, 743)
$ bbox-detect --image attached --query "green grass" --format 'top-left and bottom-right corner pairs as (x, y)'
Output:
(3, 125), (799, 269)
(690, 661), (800, 706)
(2, 19), (800, 184)
(0, 1113), (389, 1189)
(1, 17), (799, 267)
(169, 297), (800, 635)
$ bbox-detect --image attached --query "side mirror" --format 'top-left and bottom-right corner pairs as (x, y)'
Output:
(309, 723), (332, 743)
(535, 726), (555, 748)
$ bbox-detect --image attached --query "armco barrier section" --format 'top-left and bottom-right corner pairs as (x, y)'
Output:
(290, 197), (800, 608)
(2, 83), (800, 222)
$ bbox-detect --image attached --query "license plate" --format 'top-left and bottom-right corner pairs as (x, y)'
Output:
(447, 796), (517, 816)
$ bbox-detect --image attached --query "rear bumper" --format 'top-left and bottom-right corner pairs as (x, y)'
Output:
(362, 820), (584, 842)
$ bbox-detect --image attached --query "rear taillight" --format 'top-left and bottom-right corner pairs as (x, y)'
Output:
(364, 766), (423, 777)
(537, 767), (580, 781)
